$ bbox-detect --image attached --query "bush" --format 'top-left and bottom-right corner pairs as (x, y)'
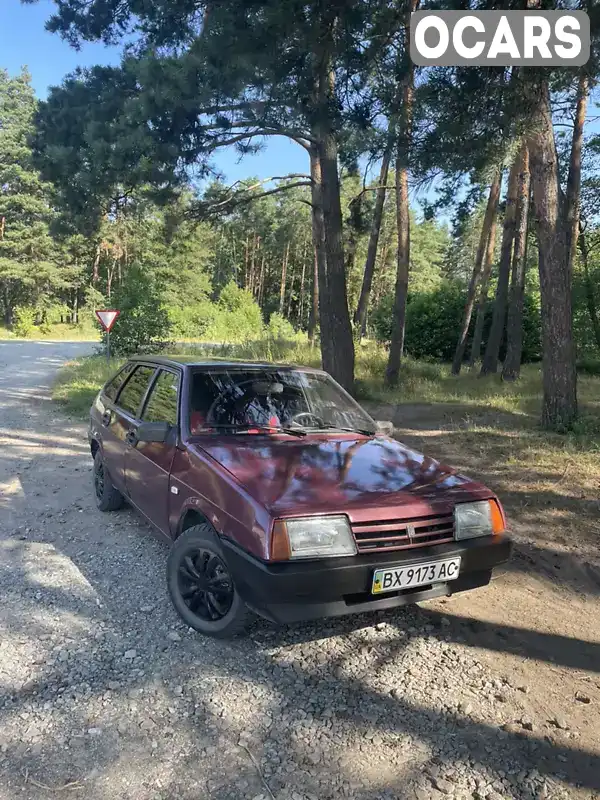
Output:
(165, 282), (268, 343)
(202, 282), (264, 343)
(371, 286), (467, 361)
(371, 284), (542, 364)
(577, 356), (600, 375)
(108, 265), (172, 355)
(13, 306), (36, 338)
(266, 312), (296, 340)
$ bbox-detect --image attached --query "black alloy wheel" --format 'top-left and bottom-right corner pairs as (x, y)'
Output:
(167, 523), (250, 637)
(177, 547), (234, 622)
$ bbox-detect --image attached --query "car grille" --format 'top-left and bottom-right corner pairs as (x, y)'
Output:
(351, 513), (455, 554)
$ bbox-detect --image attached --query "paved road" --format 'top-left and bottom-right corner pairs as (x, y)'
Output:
(0, 341), (95, 531)
(0, 342), (596, 800)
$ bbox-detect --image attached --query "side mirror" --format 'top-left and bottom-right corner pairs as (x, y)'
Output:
(136, 421), (172, 443)
(375, 420), (394, 436)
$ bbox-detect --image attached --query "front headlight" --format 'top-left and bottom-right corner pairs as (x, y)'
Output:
(271, 515), (357, 560)
(454, 501), (494, 540)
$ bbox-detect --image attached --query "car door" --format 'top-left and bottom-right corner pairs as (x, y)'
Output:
(125, 367), (181, 535)
(96, 362), (136, 491)
(105, 364), (158, 492)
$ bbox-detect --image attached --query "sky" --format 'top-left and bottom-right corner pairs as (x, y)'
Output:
(0, 0), (309, 184)
(2, 0), (596, 221)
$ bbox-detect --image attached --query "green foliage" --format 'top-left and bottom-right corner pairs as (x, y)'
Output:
(0, 68), (61, 326)
(52, 355), (125, 417)
(12, 306), (36, 338)
(577, 356), (600, 376)
(371, 286), (467, 361)
(108, 264), (172, 355)
(266, 312), (295, 340)
(404, 287), (469, 361)
(371, 286), (542, 364)
(200, 281), (264, 343)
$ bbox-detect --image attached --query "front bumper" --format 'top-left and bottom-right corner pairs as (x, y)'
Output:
(221, 534), (512, 623)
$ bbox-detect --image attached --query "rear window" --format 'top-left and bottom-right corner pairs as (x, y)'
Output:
(116, 365), (156, 417)
(142, 369), (179, 425)
(103, 363), (134, 402)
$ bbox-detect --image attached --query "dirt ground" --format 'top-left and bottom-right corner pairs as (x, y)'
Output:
(368, 400), (600, 762)
(1, 342), (599, 800)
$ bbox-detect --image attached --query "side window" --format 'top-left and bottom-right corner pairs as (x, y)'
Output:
(103, 363), (134, 402)
(142, 370), (179, 426)
(116, 366), (156, 417)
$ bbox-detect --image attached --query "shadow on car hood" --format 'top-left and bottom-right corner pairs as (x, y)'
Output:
(194, 434), (493, 520)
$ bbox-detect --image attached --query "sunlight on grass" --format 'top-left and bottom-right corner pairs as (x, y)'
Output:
(52, 339), (600, 454)
(0, 323), (100, 341)
(52, 355), (123, 416)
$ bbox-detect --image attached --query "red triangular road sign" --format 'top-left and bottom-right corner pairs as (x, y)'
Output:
(95, 309), (120, 331)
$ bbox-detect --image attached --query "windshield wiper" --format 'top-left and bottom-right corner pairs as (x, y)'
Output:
(317, 423), (376, 436)
(198, 423), (307, 438)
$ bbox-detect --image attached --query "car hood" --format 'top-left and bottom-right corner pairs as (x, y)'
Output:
(194, 434), (493, 522)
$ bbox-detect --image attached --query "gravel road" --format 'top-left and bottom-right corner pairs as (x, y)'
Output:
(0, 341), (598, 800)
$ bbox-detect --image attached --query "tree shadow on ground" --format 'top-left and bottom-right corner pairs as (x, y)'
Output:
(2, 520), (600, 799)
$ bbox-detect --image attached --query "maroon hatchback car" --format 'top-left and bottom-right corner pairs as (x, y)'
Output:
(89, 357), (511, 637)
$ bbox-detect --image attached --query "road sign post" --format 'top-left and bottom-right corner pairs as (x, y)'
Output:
(95, 310), (120, 363)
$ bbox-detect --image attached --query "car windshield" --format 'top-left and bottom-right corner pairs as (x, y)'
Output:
(188, 368), (376, 435)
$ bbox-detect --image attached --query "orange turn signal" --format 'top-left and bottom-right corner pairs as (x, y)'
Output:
(489, 499), (506, 534)
(270, 519), (291, 561)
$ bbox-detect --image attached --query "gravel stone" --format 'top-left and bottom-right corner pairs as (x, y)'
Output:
(0, 342), (595, 800)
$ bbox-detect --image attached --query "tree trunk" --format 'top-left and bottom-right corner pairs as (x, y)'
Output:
(287, 248), (296, 318)
(526, 77), (577, 429)
(308, 243), (319, 343)
(107, 259), (117, 300)
(298, 238), (308, 327)
(578, 226), (600, 352)
(312, 20), (355, 390)
(354, 133), (394, 337)
(565, 74), (588, 274)
(469, 195), (499, 367)
(385, 0), (418, 387)
(481, 147), (523, 375)
(3, 285), (13, 328)
(258, 254), (266, 307)
(318, 131), (355, 390)
(502, 148), (531, 382)
(243, 235), (250, 288)
(92, 244), (101, 285)
(279, 242), (290, 314)
(344, 198), (362, 295)
(309, 146), (328, 353)
(451, 169), (503, 375)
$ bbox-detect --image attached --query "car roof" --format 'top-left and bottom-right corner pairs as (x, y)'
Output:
(129, 355), (326, 374)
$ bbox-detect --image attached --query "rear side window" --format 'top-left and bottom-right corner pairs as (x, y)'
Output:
(142, 369), (179, 425)
(103, 363), (134, 402)
(116, 365), (156, 417)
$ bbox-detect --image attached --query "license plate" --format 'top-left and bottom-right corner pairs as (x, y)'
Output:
(372, 557), (461, 594)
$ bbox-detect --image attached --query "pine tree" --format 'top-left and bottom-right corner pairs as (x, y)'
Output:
(0, 69), (57, 327)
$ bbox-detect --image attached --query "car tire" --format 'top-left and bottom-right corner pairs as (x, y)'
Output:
(167, 523), (250, 638)
(93, 450), (124, 512)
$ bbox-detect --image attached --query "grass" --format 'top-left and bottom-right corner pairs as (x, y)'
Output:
(52, 339), (600, 445)
(52, 354), (122, 417)
(0, 323), (100, 341)
(52, 340), (600, 582)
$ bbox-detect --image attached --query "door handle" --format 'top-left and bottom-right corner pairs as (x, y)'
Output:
(101, 410), (112, 427)
(125, 429), (138, 447)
